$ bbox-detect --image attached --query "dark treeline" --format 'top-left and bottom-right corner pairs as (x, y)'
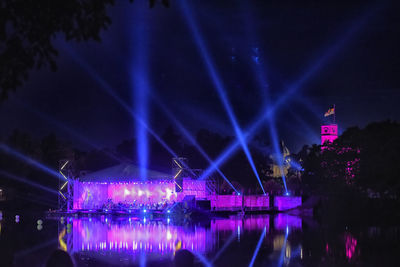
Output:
(293, 120), (400, 223)
(1, 120), (400, 217)
(0, 126), (274, 209)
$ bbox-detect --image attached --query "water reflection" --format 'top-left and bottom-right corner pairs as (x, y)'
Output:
(344, 232), (358, 261)
(72, 218), (214, 258)
(44, 214), (400, 266)
(57, 214), (308, 266)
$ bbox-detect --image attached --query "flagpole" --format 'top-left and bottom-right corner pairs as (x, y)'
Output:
(333, 104), (336, 124)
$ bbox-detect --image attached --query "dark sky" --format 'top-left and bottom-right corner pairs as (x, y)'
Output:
(1, 0), (399, 153)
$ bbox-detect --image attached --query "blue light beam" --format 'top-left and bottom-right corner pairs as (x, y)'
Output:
(0, 144), (65, 181)
(268, 118), (288, 193)
(152, 95), (239, 193)
(193, 251), (213, 267)
(18, 101), (124, 164)
(179, 0), (266, 194)
(248, 46), (289, 194)
(249, 227), (267, 267)
(64, 47), (196, 177)
(278, 227), (289, 267)
(211, 231), (237, 263)
(0, 170), (59, 195)
(199, 6), (376, 181)
(133, 71), (149, 181)
(131, 8), (150, 182)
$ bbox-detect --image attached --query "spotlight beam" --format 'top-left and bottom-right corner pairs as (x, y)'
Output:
(133, 70), (149, 181)
(0, 170), (59, 195)
(193, 251), (213, 267)
(248, 227), (267, 267)
(0, 144), (64, 181)
(211, 231), (236, 263)
(278, 227), (289, 267)
(179, 0), (266, 194)
(247, 35), (289, 194)
(153, 95), (239, 193)
(64, 46), (196, 177)
(268, 119), (288, 193)
(199, 6), (375, 181)
(18, 101), (124, 164)
(249, 53), (289, 194)
(132, 14), (150, 182)
(16, 194), (58, 207)
(15, 238), (58, 259)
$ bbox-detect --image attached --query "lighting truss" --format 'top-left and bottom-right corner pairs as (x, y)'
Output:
(58, 160), (73, 211)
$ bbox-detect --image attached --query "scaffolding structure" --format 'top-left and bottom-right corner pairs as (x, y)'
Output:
(172, 157), (216, 195)
(58, 159), (73, 211)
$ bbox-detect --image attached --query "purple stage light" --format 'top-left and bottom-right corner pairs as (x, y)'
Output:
(208, 194), (269, 211)
(73, 180), (178, 210)
(211, 216), (270, 233)
(72, 218), (214, 257)
(274, 213), (302, 230)
(274, 196), (302, 211)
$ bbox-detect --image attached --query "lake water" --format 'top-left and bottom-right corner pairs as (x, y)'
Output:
(0, 211), (399, 266)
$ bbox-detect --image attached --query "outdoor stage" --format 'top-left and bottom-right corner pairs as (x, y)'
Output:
(60, 163), (301, 215)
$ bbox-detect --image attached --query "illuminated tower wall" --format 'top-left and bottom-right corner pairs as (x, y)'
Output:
(321, 124), (338, 146)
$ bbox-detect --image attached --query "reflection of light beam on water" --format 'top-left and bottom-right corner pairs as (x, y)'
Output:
(211, 231), (236, 263)
(72, 218), (213, 256)
(249, 227), (267, 267)
(140, 251), (146, 267)
(15, 238), (58, 259)
(193, 251), (213, 267)
(179, 0), (265, 194)
(278, 227), (289, 267)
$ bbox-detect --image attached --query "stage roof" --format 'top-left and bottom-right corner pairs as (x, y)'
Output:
(79, 163), (171, 182)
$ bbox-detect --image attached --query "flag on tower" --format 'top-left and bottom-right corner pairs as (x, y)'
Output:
(324, 106), (335, 117)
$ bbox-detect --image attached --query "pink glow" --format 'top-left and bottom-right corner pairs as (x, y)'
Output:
(244, 195), (270, 210)
(207, 195), (242, 210)
(72, 218), (214, 257)
(211, 216), (270, 232)
(321, 124), (338, 149)
(207, 195), (269, 210)
(274, 213), (302, 230)
(73, 181), (177, 209)
(182, 178), (206, 199)
(344, 232), (358, 260)
(73, 179), (271, 210)
(274, 196), (301, 211)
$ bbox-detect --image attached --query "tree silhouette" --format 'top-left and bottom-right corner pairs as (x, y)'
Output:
(0, 0), (169, 100)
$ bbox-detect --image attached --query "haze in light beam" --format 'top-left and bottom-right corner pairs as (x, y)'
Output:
(198, 5), (375, 181)
(179, 0), (265, 194)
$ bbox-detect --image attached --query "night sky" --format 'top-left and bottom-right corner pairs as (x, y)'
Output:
(1, 0), (399, 153)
